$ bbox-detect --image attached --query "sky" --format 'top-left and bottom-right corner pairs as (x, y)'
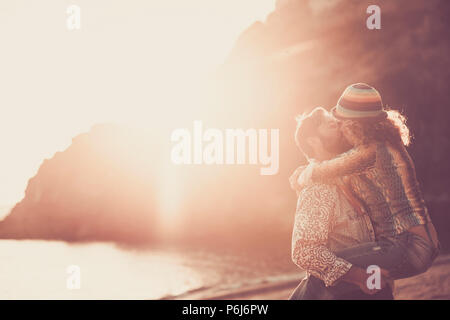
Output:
(0, 0), (276, 206)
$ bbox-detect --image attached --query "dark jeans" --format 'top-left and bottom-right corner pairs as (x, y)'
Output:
(289, 275), (394, 300)
(289, 230), (440, 300)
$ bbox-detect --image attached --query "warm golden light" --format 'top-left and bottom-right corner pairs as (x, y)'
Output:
(1, 0), (448, 302)
(0, 0), (275, 208)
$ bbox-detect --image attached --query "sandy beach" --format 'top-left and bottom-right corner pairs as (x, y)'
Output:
(197, 253), (450, 300)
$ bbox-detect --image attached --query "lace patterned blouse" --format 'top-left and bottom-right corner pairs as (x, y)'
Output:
(291, 183), (374, 287)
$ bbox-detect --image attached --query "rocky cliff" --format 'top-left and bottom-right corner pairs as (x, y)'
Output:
(0, 124), (159, 243)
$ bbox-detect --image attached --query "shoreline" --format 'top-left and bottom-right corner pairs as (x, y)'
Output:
(172, 253), (450, 300)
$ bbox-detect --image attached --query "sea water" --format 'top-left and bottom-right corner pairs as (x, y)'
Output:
(0, 240), (300, 299)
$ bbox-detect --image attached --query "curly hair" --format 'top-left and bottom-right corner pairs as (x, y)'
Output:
(343, 109), (411, 147)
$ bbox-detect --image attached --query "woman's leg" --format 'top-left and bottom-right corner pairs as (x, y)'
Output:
(334, 238), (408, 279)
(327, 232), (438, 298)
(335, 232), (438, 279)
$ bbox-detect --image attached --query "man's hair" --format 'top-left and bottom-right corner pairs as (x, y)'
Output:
(344, 109), (411, 147)
(294, 107), (328, 160)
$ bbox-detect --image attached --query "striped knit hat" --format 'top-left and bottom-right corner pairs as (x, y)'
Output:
(332, 83), (387, 120)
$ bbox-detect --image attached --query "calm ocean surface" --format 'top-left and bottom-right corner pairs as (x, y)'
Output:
(0, 240), (301, 299)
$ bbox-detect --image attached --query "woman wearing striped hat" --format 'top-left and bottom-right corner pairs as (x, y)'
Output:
(294, 83), (440, 286)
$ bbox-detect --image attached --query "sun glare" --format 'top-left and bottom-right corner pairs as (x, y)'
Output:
(0, 0), (275, 207)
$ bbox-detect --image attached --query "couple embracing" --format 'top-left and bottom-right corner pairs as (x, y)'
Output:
(289, 83), (440, 300)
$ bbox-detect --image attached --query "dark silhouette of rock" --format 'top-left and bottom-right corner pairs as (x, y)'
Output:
(0, 124), (159, 243)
